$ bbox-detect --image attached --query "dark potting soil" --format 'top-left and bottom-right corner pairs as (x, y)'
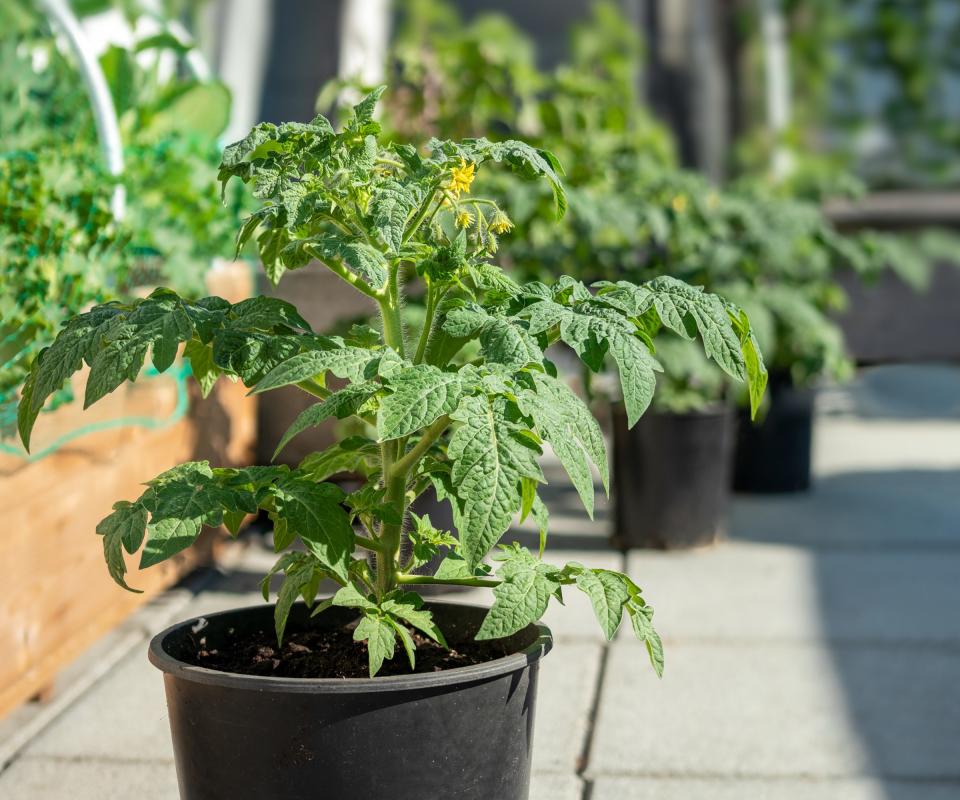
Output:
(187, 622), (512, 679)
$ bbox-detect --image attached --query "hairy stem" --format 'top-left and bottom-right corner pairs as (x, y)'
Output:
(322, 256), (380, 299)
(403, 186), (439, 244)
(413, 283), (437, 365)
(389, 414), (450, 478)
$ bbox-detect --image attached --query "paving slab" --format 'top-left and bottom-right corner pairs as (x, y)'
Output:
(812, 418), (960, 475)
(0, 757), (178, 799)
(530, 772), (583, 800)
(531, 641), (603, 775)
(730, 469), (960, 548)
(590, 639), (960, 780)
(22, 646), (172, 762)
(628, 544), (960, 643)
(591, 777), (960, 800)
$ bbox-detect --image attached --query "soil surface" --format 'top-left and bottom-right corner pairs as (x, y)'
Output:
(187, 622), (513, 678)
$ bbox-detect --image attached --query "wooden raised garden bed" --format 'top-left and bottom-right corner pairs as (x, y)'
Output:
(0, 261), (256, 718)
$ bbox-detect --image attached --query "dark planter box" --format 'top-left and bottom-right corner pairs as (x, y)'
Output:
(150, 602), (551, 800)
(734, 377), (815, 494)
(612, 403), (735, 549)
(826, 190), (960, 364)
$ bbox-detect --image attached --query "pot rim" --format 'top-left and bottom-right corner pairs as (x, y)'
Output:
(148, 600), (552, 693)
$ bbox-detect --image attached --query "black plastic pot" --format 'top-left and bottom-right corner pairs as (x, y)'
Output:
(149, 602), (551, 800)
(734, 377), (815, 494)
(611, 403), (735, 549)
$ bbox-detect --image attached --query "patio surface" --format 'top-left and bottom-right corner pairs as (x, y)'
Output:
(1, 365), (958, 800)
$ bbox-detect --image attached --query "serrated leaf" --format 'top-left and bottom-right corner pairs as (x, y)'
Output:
(252, 346), (371, 394)
(476, 549), (559, 640)
(273, 381), (378, 458)
(184, 339), (220, 398)
(382, 591), (447, 646)
(273, 479), (353, 581)
(298, 439), (379, 481)
(96, 501), (148, 592)
(371, 179), (417, 254)
(332, 583), (378, 611)
(576, 570), (629, 640)
(517, 372), (607, 517)
(377, 365), (464, 441)
(355, 613), (396, 677)
(448, 395), (544, 569)
(389, 619), (417, 669)
(647, 277), (745, 381)
(274, 555), (323, 644)
(628, 603), (664, 678)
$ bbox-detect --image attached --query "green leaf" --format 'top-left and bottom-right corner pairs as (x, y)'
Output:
(252, 345), (372, 394)
(647, 277), (745, 381)
(332, 583), (378, 611)
(476, 548), (559, 640)
(382, 591), (448, 646)
(298, 438), (379, 481)
(377, 364), (464, 441)
(575, 570), (629, 640)
(371, 179), (417, 254)
(432, 137), (566, 218)
(354, 613), (396, 677)
(138, 463), (251, 569)
(729, 306), (768, 419)
(447, 395), (544, 569)
(517, 372), (607, 517)
(184, 339), (220, 398)
(96, 501), (148, 592)
(273, 554), (324, 644)
(389, 619), (418, 669)
(407, 513), (457, 568)
(628, 603), (664, 678)
(432, 553), (491, 581)
(273, 479), (354, 580)
(273, 381), (379, 458)
(300, 234), (388, 289)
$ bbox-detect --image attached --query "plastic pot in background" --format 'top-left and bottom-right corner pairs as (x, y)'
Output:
(734, 376), (815, 494)
(611, 403), (735, 549)
(150, 602), (551, 800)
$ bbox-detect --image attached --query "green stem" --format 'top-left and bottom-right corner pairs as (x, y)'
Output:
(354, 534), (388, 553)
(403, 186), (439, 244)
(413, 284), (437, 365)
(397, 574), (500, 589)
(295, 379), (330, 400)
(389, 414), (450, 478)
(322, 256), (380, 300)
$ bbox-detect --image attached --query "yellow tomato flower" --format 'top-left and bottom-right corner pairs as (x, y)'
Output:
(671, 194), (688, 214)
(455, 209), (474, 229)
(447, 158), (476, 197)
(489, 210), (514, 235)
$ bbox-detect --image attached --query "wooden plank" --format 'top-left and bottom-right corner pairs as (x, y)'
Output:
(0, 261), (257, 718)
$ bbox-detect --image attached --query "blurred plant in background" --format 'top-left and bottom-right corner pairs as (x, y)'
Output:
(737, 0), (960, 190)
(0, 1), (247, 435)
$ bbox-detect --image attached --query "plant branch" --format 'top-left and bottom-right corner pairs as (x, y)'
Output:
(354, 534), (388, 553)
(320, 255), (381, 300)
(402, 186), (439, 244)
(413, 282), (437, 364)
(390, 414), (450, 478)
(294, 378), (330, 399)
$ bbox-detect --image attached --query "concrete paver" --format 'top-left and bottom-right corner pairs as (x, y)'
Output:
(1, 366), (958, 800)
(591, 777), (960, 800)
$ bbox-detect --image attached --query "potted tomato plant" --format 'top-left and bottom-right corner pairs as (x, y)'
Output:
(19, 88), (765, 799)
